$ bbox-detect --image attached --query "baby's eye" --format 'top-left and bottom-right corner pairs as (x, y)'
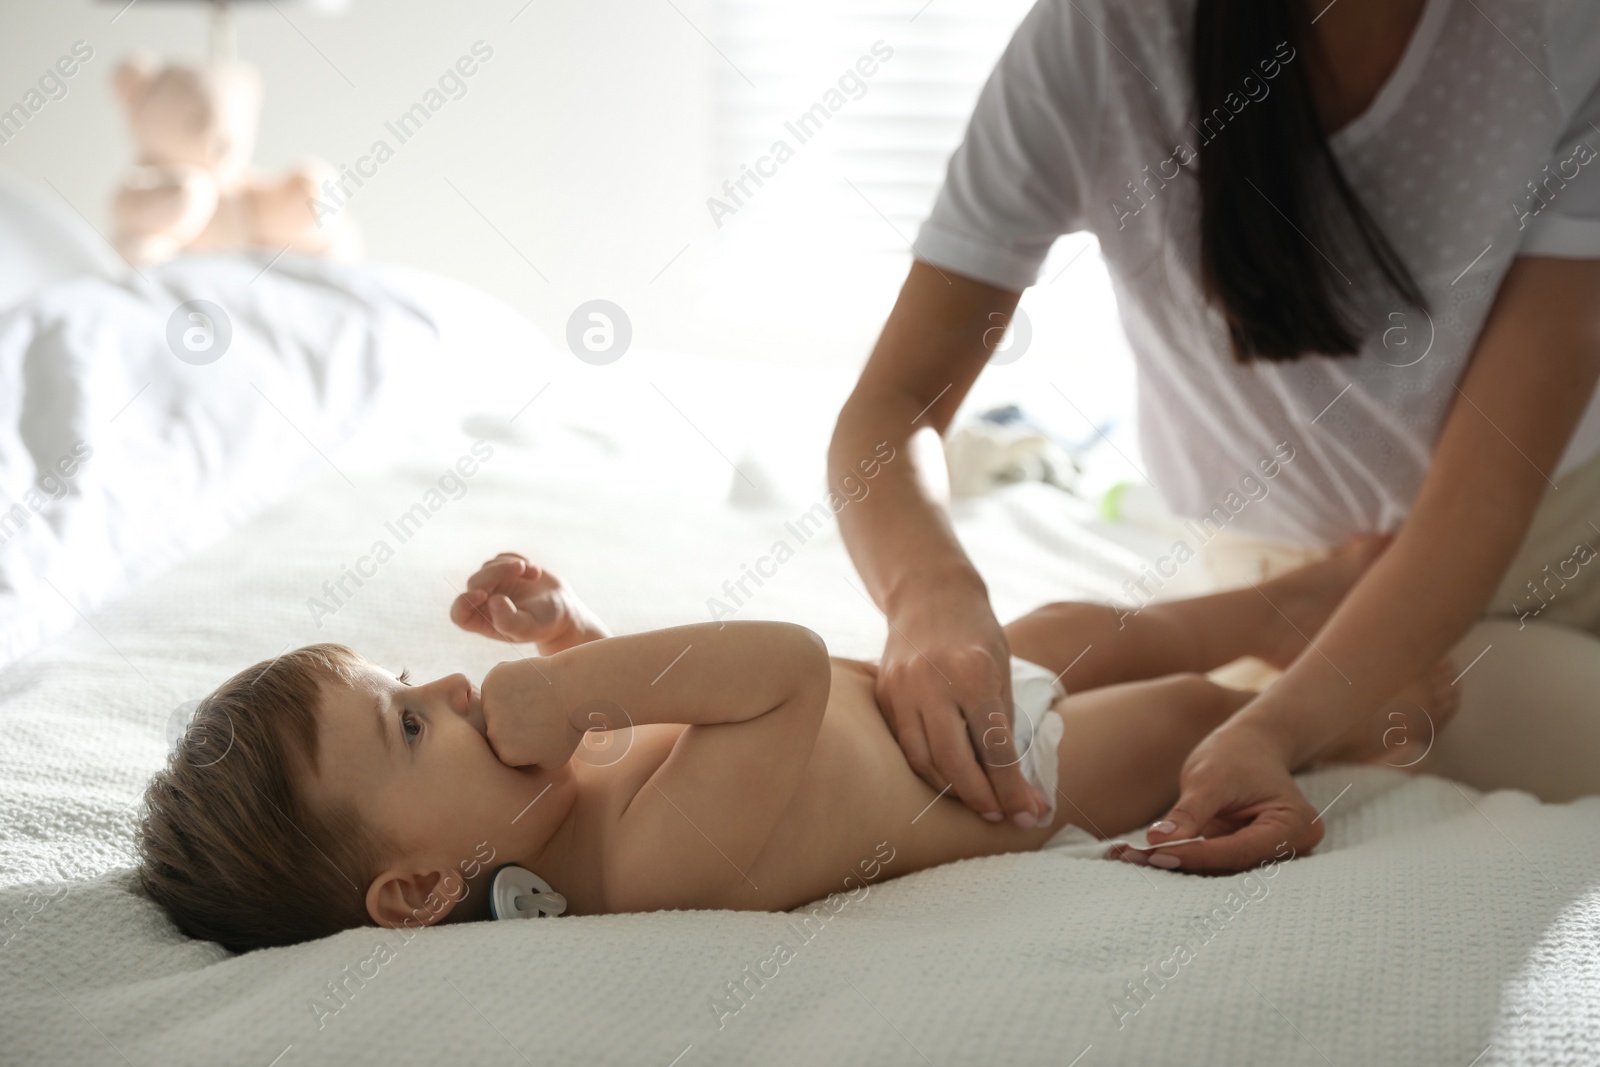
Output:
(401, 712), (422, 743)
(395, 667), (412, 685)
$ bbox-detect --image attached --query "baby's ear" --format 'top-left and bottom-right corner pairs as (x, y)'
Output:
(366, 867), (466, 929)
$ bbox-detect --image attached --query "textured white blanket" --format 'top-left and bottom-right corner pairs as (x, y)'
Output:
(2, 280), (1598, 1066)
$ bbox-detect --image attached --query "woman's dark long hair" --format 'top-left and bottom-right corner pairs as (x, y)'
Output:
(1193, 1), (1428, 364)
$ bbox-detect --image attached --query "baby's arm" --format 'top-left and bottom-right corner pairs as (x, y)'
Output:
(481, 621), (832, 908)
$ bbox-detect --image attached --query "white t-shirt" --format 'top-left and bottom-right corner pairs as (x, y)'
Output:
(915, 0), (1600, 546)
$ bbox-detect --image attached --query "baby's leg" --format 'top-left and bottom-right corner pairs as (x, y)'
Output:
(1028, 666), (1451, 849)
(1001, 534), (1390, 694)
(1042, 674), (1255, 840)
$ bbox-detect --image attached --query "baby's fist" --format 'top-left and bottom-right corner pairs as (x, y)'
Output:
(450, 553), (608, 652)
(480, 659), (582, 770)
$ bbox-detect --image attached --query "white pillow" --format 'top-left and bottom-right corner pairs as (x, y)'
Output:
(0, 253), (443, 673)
(0, 166), (123, 314)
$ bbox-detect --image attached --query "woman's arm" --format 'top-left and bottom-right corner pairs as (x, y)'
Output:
(1148, 255), (1600, 872)
(830, 258), (1016, 619)
(1255, 256), (1600, 761)
(830, 258), (1050, 826)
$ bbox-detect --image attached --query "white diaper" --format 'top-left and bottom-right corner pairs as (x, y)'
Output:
(1009, 656), (1150, 854)
(1006, 655), (1067, 830)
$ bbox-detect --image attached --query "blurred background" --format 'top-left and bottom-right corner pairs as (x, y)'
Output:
(0, 0), (1135, 420)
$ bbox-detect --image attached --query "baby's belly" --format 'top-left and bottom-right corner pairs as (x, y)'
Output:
(743, 657), (1047, 909)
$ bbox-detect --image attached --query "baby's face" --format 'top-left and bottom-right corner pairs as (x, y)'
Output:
(306, 656), (567, 922)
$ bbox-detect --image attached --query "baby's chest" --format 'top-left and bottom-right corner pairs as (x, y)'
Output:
(748, 671), (926, 881)
(605, 722), (685, 788)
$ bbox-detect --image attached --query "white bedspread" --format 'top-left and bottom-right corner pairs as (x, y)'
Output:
(2, 272), (1598, 1066)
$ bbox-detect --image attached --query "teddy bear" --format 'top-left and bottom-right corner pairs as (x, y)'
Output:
(111, 50), (358, 265)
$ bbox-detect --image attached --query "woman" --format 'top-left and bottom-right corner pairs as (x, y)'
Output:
(829, 0), (1600, 873)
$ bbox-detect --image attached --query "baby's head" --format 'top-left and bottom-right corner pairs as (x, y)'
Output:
(137, 644), (565, 952)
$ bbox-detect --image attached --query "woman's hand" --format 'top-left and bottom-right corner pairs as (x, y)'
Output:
(1136, 718), (1324, 873)
(875, 578), (1051, 827)
(479, 659), (584, 770)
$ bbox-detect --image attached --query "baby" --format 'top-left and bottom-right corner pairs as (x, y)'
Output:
(137, 535), (1452, 951)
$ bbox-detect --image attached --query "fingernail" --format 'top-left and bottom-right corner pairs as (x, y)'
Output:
(1012, 810), (1037, 829)
(1150, 820), (1176, 834)
(1148, 853), (1181, 869)
(980, 811), (1003, 823)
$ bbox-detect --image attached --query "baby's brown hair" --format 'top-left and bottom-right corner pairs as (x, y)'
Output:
(137, 644), (389, 953)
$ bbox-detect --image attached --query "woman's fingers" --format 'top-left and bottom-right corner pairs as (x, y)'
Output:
(874, 588), (1054, 826)
(923, 704), (1005, 821)
(887, 705), (935, 784)
(959, 689), (1048, 825)
(1144, 805), (1321, 874)
(876, 674), (995, 812)
(1136, 728), (1325, 873)
(982, 758), (1045, 826)
(880, 664), (1048, 825)
(1146, 781), (1228, 847)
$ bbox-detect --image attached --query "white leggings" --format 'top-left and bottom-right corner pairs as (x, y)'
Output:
(1431, 616), (1600, 802)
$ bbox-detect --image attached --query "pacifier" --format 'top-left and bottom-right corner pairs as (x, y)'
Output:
(489, 864), (568, 920)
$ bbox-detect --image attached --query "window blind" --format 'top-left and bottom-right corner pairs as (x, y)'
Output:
(706, 0), (1037, 258)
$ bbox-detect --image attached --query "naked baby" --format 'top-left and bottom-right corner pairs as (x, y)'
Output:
(137, 535), (1455, 951)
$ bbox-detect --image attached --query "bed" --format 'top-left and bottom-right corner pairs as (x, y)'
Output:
(2, 170), (1598, 1067)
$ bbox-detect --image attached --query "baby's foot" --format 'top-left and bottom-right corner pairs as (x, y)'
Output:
(1315, 657), (1460, 770)
(1255, 533), (1394, 671)
(451, 553), (611, 653)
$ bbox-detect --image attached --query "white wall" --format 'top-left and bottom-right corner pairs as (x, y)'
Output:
(0, 0), (1138, 451)
(0, 0), (726, 351)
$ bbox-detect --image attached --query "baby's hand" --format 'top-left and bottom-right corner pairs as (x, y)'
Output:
(450, 553), (610, 652)
(481, 659), (584, 770)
